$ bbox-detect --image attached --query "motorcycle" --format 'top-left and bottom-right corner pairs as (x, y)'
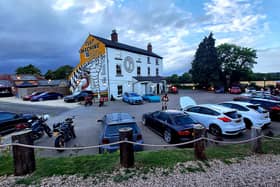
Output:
(53, 116), (76, 152)
(27, 114), (52, 140)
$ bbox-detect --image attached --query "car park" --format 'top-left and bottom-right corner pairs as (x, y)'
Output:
(234, 97), (280, 119)
(142, 110), (196, 143)
(218, 101), (271, 129)
(64, 90), (94, 103)
(0, 111), (35, 135)
(97, 112), (143, 153)
(180, 96), (246, 136)
(142, 94), (160, 102)
(30, 92), (64, 102)
(22, 91), (44, 101)
(122, 92), (143, 104)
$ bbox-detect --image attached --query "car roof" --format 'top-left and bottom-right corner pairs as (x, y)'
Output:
(251, 98), (280, 103)
(104, 113), (136, 125)
(220, 101), (256, 107)
(198, 104), (236, 113)
(161, 109), (184, 115)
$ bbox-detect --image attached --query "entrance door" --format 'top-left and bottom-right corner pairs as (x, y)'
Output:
(157, 83), (160, 95)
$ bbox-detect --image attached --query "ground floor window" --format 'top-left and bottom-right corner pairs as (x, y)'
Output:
(117, 85), (123, 96)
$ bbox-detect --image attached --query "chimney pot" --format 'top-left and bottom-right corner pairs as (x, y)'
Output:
(111, 30), (118, 42)
(147, 43), (152, 52)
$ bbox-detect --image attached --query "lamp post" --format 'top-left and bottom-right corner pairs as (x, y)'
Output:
(263, 77), (266, 89)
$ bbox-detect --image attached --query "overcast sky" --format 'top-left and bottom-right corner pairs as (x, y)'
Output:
(0, 0), (279, 76)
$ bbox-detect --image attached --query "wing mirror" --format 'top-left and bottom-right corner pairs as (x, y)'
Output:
(97, 119), (103, 123)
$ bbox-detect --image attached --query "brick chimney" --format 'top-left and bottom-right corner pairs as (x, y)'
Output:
(111, 29), (118, 42)
(147, 43), (152, 52)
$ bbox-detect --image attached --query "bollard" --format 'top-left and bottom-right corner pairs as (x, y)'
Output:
(251, 127), (263, 154)
(193, 124), (207, 160)
(12, 130), (36, 176)
(119, 127), (134, 168)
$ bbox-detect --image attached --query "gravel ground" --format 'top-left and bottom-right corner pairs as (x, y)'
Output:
(1, 154), (280, 187)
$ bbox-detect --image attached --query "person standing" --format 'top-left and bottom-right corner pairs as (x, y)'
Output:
(161, 93), (169, 110)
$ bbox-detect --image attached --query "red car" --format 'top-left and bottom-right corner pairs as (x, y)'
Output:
(229, 86), (241, 94)
(168, 86), (178, 94)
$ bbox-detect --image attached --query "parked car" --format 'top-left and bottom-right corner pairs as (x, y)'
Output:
(64, 90), (94, 103)
(22, 91), (44, 101)
(219, 101), (271, 129)
(168, 85), (178, 94)
(142, 94), (160, 102)
(122, 92), (143, 104)
(98, 112), (143, 153)
(215, 87), (225, 93)
(0, 112), (35, 135)
(142, 110), (196, 143)
(234, 97), (280, 119)
(30, 92), (64, 102)
(180, 96), (246, 136)
(229, 86), (242, 94)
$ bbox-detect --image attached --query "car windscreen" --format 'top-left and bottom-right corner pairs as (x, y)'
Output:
(224, 111), (240, 119)
(105, 123), (138, 136)
(247, 105), (267, 113)
(174, 115), (196, 126)
(129, 93), (139, 97)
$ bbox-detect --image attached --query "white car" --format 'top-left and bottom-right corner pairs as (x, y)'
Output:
(218, 101), (271, 129)
(180, 97), (246, 136)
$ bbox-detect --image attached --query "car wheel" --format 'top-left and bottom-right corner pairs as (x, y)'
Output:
(39, 98), (43, 101)
(163, 129), (173, 143)
(244, 118), (253, 129)
(209, 124), (222, 136)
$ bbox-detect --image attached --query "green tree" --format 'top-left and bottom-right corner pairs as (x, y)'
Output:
(52, 65), (74, 79)
(166, 74), (179, 84)
(191, 33), (220, 88)
(44, 70), (54, 80)
(178, 72), (192, 83)
(15, 64), (41, 75)
(217, 43), (257, 84)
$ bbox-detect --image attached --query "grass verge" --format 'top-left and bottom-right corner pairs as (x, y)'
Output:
(0, 137), (279, 185)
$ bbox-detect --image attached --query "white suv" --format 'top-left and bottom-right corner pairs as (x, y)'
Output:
(219, 101), (271, 129)
(180, 97), (246, 136)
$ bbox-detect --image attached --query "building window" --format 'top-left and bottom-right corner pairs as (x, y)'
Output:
(156, 68), (159, 76)
(117, 85), (123, 96)
(137, 67), (141, 76)
(156, 58), (159, 65)
(116, 64), (122, 76)
(84, 51), (89, 58)
(147, 56), (150, 64)
(147, 67), (150, 76)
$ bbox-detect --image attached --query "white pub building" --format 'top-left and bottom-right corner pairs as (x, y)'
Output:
(69, 30), (166, 99)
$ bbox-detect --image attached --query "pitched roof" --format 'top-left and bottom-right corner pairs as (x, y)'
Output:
(133, 76), (165, 83)
(91, 34), (162, 59)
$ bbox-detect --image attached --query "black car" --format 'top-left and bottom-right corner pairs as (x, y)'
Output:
(0, 112), (35, 135)
(142, 110), (196, 143)
(64, 91), (94, 103)
(234, 97), (280, 118)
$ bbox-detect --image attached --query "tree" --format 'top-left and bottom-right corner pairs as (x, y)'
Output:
(16, 64), (41, 75)
(217, 43), (257, 85)
(44, 70), (54, 80)
(178, 72), (192, 83)
(51, 65), (74, 79)
(191, 33), (220, 88)
(166, 74), (179, 84)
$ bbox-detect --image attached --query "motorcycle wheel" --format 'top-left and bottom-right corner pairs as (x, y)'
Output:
(54, 136), (65, 152)
(44, 125), (52, 137)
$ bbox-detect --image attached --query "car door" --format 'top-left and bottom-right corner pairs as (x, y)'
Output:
(0, 112), (21, 135)
(147, 111), (161, 131)
(156, 112), (171, 134)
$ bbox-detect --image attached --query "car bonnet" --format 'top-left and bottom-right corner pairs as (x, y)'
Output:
(180, 96), (197, 109)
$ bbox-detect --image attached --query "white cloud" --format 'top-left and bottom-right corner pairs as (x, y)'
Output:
(52, 0), (75, 11)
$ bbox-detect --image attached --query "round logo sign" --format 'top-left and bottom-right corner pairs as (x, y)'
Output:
(124, 56), (134, 73)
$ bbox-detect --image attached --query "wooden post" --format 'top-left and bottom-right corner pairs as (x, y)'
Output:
(119, 127), (134, 168)
(251, 127), (262, 154)
(12, 130), (36, 176)
(194, 124), (206, 160)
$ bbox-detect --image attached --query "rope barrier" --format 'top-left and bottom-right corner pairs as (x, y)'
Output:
(1, 135), (279, 151)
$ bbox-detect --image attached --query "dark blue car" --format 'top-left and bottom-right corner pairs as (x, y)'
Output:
(98, 113), (143, 153)
(31, 92), (64, 102)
